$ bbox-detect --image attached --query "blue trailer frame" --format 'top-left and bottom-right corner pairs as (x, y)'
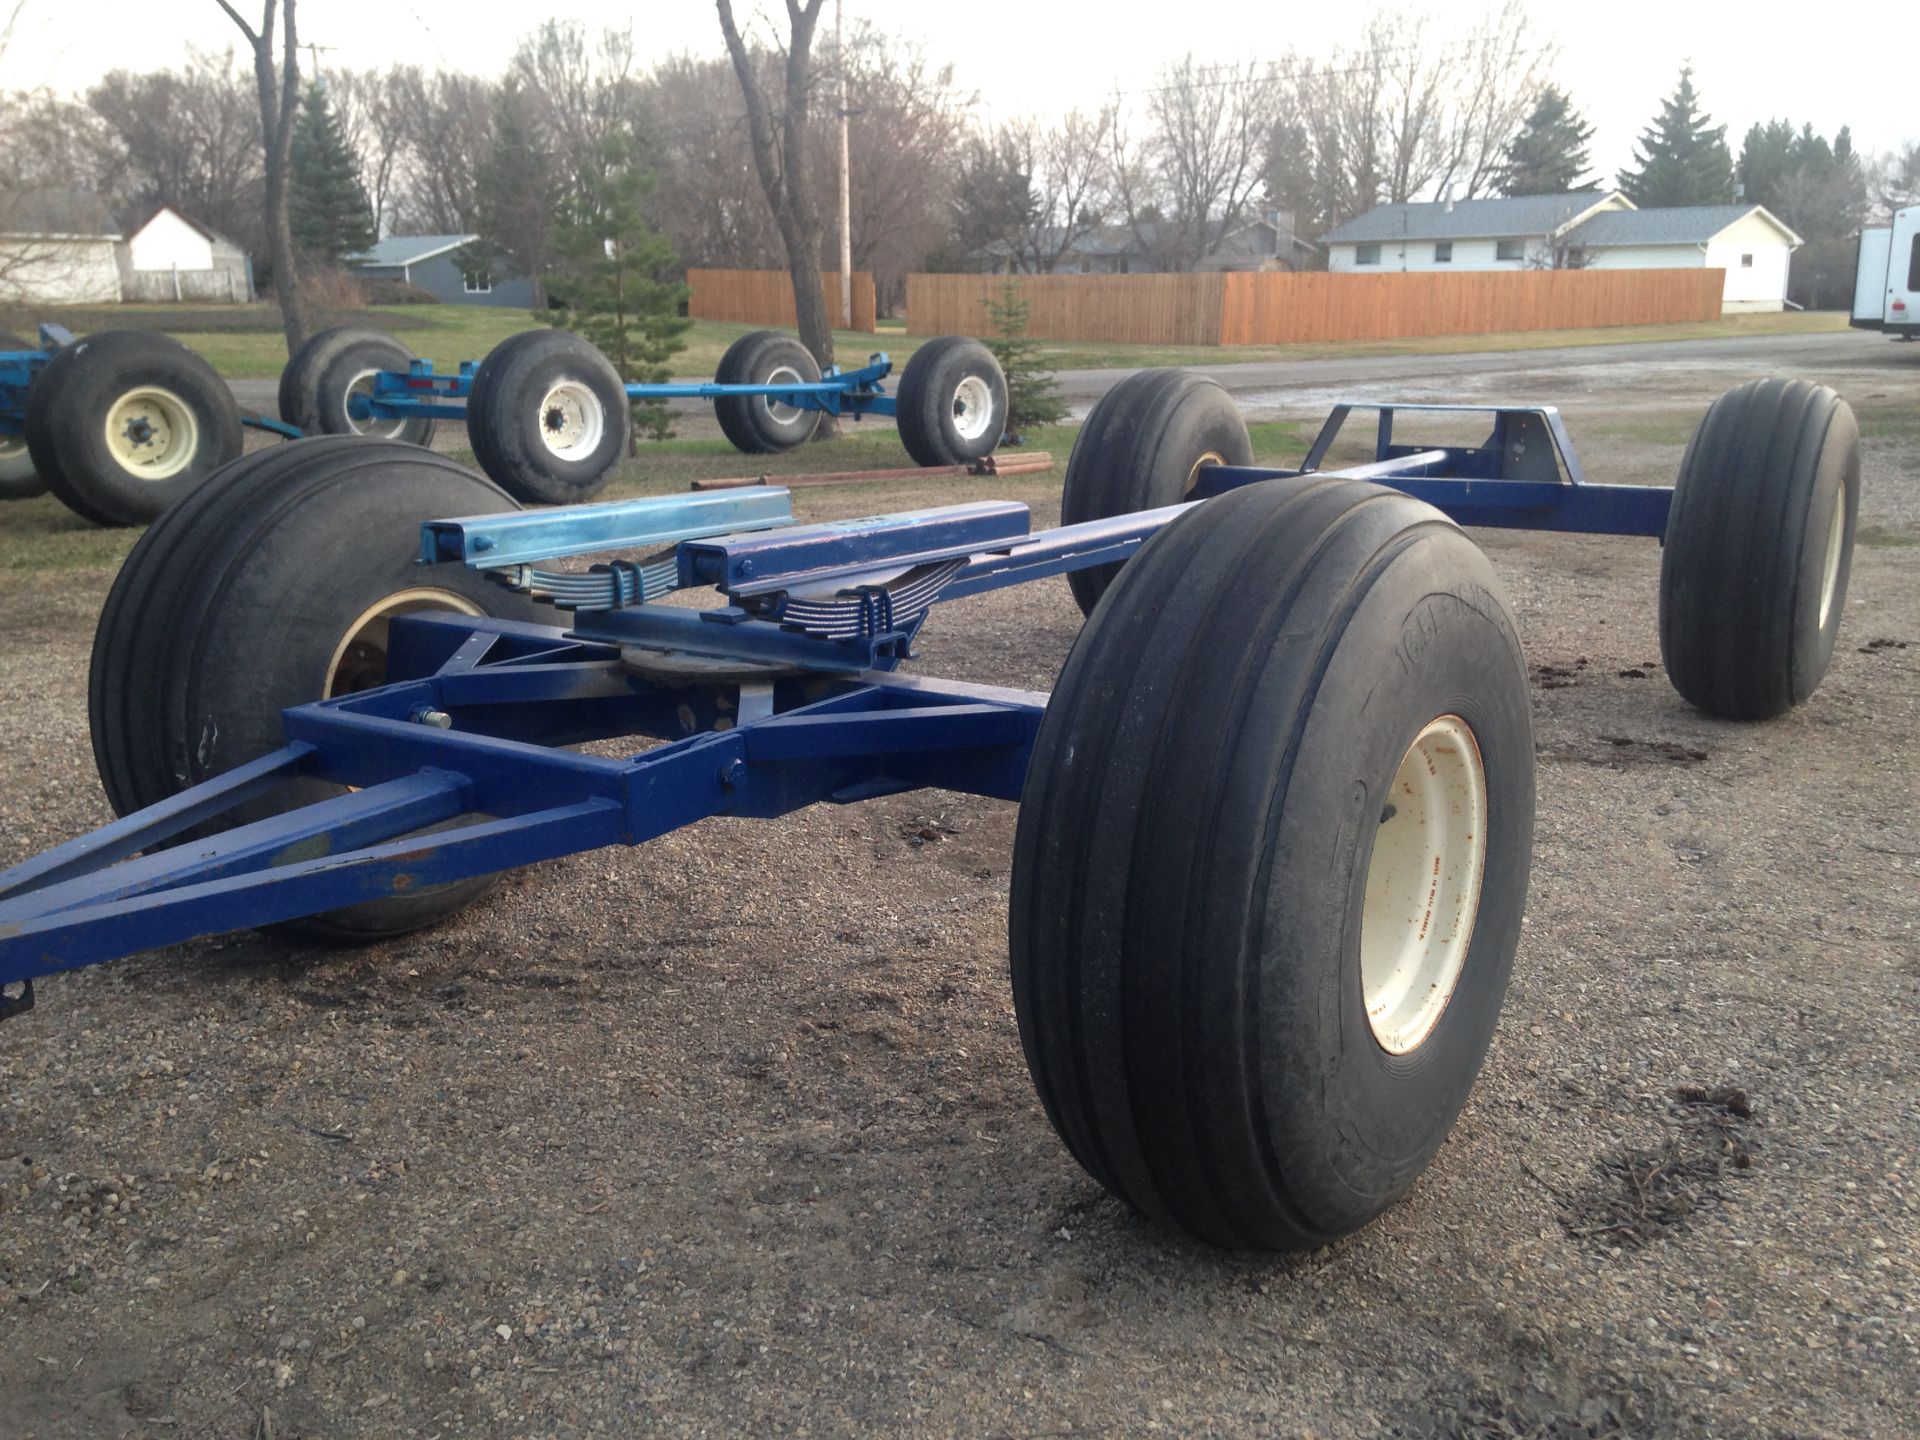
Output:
(0, 331), (897, 454)
(350, 354), (900, 428)
(0, 401), (1673, 1015)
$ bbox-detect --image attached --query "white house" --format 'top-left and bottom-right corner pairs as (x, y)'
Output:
(1320, 191), (1803, 312)
(1322, 191), (1630, 274)
(0, 187), (123, 303)
(123, 206), (252, 302)
(1561, 205), (1802, 313)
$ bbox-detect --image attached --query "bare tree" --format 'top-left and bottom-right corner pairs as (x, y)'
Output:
(642, 53), (784, 271)
(1874, 143), (1920, 222)
(1428, 1), (1551, 200)
(215, 0), (306, 353)
(88, 51), (263, 245)
(716, 0), (835, 372)
(1113, 56), (1278, 270)
(332, 69), (411, 237)
(1006, 109), (1112, 272)
(383, 68), (494, 235)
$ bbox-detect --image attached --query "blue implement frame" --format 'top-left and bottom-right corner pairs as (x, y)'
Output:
(0, 398), (1675, 1013)
(346, 354), (900, 427)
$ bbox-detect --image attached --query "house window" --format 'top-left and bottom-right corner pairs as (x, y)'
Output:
(1355, 243), (1381, 266)
(1434, 242), (1453, 263)
(1495, 239), (1525, 262)
(462, 270), (492, 294)
(1740, 253), (1754, 268)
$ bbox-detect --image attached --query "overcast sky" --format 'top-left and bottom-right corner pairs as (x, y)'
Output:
(2, 1), (1905, 183)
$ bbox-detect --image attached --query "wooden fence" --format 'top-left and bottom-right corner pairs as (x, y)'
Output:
(909, 272), (1226, 345)
(687, 268), (876, 333)
(907, 268), (1724, 346)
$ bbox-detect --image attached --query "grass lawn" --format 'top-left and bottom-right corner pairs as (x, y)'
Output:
(0, 418), (1310, 576)
(12, 301), (1848, 382)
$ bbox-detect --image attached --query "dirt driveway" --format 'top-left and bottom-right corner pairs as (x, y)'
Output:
(4, 336), (1918, 1437)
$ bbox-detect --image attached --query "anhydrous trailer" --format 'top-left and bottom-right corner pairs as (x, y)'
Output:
(0, 370), (1859, 1251)
(0, 323), (1006, 527)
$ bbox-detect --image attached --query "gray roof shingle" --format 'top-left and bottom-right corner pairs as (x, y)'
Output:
(1563, 205), (1798, 247)
(1320, 192), (1616, 244)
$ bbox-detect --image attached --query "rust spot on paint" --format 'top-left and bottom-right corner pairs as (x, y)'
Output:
(390, 873), (417, 893)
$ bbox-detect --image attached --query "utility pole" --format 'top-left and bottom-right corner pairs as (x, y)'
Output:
(836, 0), (851, 330)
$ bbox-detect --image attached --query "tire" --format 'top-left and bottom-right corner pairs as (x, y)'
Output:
(1659, 378), (1861, 721)
(23, 330), (243, 527)
(0, 332), (45, 499)
(277, 326), (361, 431)
(1010, 477), (1535, 1251)
(712, 330), (822, 453)
(894, 336), (1007, 468)
(467, 329), (628, 504)
(290, 328), (435, 447)
(89, 438), (538, 940)
(1059, 368), (1254, 616)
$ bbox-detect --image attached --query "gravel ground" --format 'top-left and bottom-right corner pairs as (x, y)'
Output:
(4, 340), (1919, 1438)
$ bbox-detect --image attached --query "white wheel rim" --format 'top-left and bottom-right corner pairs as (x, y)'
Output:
(322, 588), (487, 699)
(345, 368), (409, 440)
(0, 433), (31, 479)
(951, 374), (995, 442)
(536, 380), (605, 462)
(1186, 449), (1226, 498)
(761, 364), (806, 427)
(1817, 487), (1845, 631)
(104, 385), (198, 481)
(1359, 715), (1488, 1055)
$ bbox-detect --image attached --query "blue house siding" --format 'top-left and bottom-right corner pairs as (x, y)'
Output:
(356, 254), (537, 309)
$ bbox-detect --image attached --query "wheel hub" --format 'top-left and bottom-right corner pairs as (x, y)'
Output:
(322, 589), (488, 699)
(537, 380), (605, 462)
(951, 375), (995, 442)
(1817, 487), (1845, 631)
(761, 364), (806, 427)
(1359, 715), (1488, 1055)
(105, 386), (198, 481)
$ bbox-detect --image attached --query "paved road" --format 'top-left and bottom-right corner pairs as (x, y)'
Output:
(231, 328), (1910, 429)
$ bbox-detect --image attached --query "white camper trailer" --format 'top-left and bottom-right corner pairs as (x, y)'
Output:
(1853, 207), (1920, 338)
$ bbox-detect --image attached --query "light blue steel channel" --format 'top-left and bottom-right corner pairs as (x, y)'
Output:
(355, 355), (897, 421)
(421, 488), (797, 567)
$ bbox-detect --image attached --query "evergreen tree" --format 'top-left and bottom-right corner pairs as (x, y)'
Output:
(476, 79), (560, 304)
(543, 132), (689, 441)
(1737, 118), (1869, 308)
(980, 278), (1063, 437)
(289, 81), (375, 266)
(1497, 87), (1595, 195)
(1617, 67), (1734, 206)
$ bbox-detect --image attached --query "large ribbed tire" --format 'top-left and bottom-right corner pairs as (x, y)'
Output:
(23, 330), (242, 526)
(1059, 369), (1253, 616)
(1010, 477), (1535, 1251)
(467, 329), (628, 504)
(88, 438), (537, 940)
(712, 330), (822, 453)
(0, 333), (45, 499)
(1659, 379), (1861, 720)
(278, 326), (361, 430)
(894, 336), (1007, 468)
(297, 328), (435, 447)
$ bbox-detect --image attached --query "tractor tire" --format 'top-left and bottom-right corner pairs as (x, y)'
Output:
(1659, 378), (1861, 720)
(301, 328), (435, 447)
(467, 329), (628, 504)
(278, 326), (362, 431)
(0, 332), (45, 499)
(1058, 368), (1252, 616)
(24, 330), (242, 526)
(712, 330), (822, 454)
(894, 336), (1007, 468)
(89, 437), (537, 940)
(1010, 476), (1535, 1250)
